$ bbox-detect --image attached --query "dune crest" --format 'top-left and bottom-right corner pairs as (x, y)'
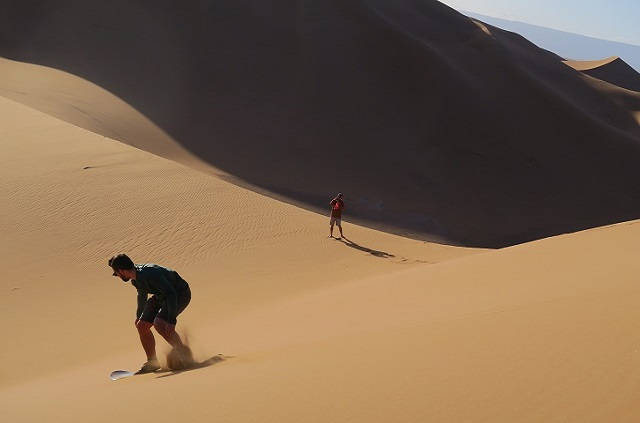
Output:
(564, 56), (640, 92)
(564, 56), (620, 71)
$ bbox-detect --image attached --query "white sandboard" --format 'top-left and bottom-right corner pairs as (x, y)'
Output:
(109, 370), (135, 381)
(109, 353), (228, 380)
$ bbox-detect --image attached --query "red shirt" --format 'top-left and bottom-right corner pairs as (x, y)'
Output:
(330, 198), (344, 218)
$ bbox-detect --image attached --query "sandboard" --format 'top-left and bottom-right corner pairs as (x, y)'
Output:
(109, 370), (136, 380)
(109, 354), (228, 380)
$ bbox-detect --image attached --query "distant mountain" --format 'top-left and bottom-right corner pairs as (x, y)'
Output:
(463, 11), (640, 72)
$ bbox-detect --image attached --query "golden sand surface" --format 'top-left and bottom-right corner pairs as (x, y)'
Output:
(0, 93), (472, 383)
(3, 2), (640, 420)
(564, 56), (621, 71)
(3, 93), (640, 422)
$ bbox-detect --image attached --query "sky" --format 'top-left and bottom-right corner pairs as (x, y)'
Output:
(438, 0), (640, 46)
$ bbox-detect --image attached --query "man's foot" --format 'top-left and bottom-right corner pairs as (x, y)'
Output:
(136, 358), (161, 374)
(328, 235), (333, 238)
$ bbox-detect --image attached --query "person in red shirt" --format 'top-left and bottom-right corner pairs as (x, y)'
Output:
(329, 193), (345, 239)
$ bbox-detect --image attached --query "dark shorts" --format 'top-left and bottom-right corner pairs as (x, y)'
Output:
(139, 287), (191, 325)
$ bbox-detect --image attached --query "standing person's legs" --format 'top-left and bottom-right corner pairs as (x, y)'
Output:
(137, 295), (163, 361)
(337, 219), (343, 238)
(329, 216), (336, 237)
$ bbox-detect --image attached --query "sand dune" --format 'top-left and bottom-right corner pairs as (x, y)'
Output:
(0, 95), (474, 387)
(2, 95), (640, 421)
(0, 56), (221, 177)
(4, 2), (640, 421)
(564, 56), (640, 92)
(564, 56), (621, 71)
(562, 57), (640, 125)
(464, 11), (640, 73)
(2, 1), (640, 246)
(579, 75), (640, 125)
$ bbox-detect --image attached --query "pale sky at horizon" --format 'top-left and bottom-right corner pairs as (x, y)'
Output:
(438, 0), (640, 46)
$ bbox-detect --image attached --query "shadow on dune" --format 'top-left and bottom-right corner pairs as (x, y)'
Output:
(571, 57), (640, 93)
(2, 1), (640, 247)
(155, 354), (229, 379)
(338, 236), (395, 258)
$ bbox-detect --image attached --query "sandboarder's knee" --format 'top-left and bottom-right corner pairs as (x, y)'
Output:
(136, 320), (153, 332)
(153, 318), (171, 336)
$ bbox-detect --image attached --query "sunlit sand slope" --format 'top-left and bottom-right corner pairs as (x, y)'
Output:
(2, 96), (640, 422)
(0, 95), (474, 388)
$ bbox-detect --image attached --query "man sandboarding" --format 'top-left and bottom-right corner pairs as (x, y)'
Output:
(109, 254), (194, 373)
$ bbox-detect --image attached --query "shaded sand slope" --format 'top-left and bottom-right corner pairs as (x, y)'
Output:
(3, 94), (640, 420)
(562, 58), (640, 125)
(3, 0), (640, 246)
(0, 57), (220, 177)
(577, 75), (640, 125)
(0, 95), (474, 387)
(565, 56), (640, 92)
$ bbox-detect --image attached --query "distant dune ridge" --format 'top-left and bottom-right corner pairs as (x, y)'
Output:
(463, 10), (640, 72)
(2, 0), (640, 247)
(564, 56), (640, 93)
(562, 57), (640, 127)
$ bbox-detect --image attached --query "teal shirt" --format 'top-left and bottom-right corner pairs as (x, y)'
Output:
(132, 264), (189, 323)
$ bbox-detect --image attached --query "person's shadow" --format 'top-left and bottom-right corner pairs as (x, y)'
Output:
(338, 236), (395, 258)
(155, 354), (230, 378)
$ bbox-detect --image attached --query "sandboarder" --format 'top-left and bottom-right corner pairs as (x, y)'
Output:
(109, 254), (193, 373)
(329, 193), (345, 239)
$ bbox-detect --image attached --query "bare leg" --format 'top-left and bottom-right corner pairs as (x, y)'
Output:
(136, 320), (157, 360)
(329, 222), (334, 237)
(154, 318), (194, 369)
(338, 223), (343, 238)
(153, 317), (185, 348)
